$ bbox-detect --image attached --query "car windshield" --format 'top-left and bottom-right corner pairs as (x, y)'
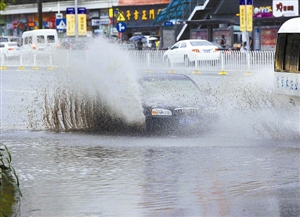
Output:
(190, 41), (213, 46)
(139, 76), (201, 104)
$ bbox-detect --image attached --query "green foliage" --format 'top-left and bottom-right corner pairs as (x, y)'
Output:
(0, 143), (22, 217)
(0, 0), (6, 10)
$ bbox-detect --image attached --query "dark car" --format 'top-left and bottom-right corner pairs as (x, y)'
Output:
(138, 73), (218, 134)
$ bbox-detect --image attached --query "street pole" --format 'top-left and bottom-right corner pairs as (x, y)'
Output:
(75, 0), (78, 40)
(38, 0), (43, 29)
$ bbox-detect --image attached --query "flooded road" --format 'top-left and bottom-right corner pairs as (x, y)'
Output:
(1, 40), (299, 216)
(2, 130), (299, 217)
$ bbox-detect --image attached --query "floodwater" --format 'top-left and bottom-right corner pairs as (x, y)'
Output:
(1, 38), (299, 216)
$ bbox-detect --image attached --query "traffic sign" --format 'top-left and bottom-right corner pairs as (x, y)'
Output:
(116, 22), (126, 33)
(56, 13), (63, 19)
(117, 13), (126, 22)
(56, 18), (66, 31)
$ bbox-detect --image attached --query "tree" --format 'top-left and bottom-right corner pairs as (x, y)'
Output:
(0, 0), (7, 10)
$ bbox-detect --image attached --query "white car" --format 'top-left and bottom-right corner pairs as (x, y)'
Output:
(0, 42), (20, 59)
(163, 39), (220, 66)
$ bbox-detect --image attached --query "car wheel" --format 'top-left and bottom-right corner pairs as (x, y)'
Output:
(145, 119), (154, 133)
(184, 55), (190, 67)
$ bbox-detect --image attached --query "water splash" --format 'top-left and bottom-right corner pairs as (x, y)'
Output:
(211, 69), (300, 140)
(41, 38), (145, 132)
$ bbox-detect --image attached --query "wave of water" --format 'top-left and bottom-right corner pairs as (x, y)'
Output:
(24, 38), (299, 140)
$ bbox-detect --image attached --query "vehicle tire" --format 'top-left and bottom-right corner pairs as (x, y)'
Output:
(145, 119), (155, 133)
(184, 55), (190, 67)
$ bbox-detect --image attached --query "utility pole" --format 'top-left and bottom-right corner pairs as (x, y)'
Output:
(75, 0), (78, 40)
(38, 0), (43, 29)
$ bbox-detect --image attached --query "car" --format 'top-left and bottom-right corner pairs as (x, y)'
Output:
(138, 73), (218, 134)
(0, 42), (20, 59)
(21, 29), (59, 53)
(163, 39), (220, 67)
(0, 36), (22, 46)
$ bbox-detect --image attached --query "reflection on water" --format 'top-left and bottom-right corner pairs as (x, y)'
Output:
(3, 131), (299, 217)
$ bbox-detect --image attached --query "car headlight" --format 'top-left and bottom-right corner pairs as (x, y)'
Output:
(151, 108), (172, 116)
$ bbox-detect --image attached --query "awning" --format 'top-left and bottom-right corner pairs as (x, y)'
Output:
(152, 0), (205, 25)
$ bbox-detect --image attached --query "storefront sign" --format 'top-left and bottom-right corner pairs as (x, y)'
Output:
(273, 0), (299, 17)
(92, 19), (100, 26)
(113, 4), (167, 27)
(7, 23), (14, 30)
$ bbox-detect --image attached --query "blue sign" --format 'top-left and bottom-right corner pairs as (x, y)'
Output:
(66, 7), (75, 14)
(56, 18), (67, 31)
(78, 7), (86, 14)
(116, 22), (126, 33)
(164, 21), (173, 26)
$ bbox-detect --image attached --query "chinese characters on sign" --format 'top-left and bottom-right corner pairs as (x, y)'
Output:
(124, 9), (156, 21)
(66, 7), (87, 36)
(273, 0), (299, 17)
(246, 0), (253, 31)
(66, 8), (75, 36)
(239, 0), (253, 32)
(114, 5), (167, 27)
(239, 0), (246, 31)
(78, 7), (87, 36)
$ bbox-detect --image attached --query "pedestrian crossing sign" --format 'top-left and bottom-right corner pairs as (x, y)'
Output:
(56, 18), (67, 30)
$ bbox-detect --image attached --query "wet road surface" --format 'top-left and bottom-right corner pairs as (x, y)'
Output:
(2, 129), (299, 217)
(1, 47), (299, 216)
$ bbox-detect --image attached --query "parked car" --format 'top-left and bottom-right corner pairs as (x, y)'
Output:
(163, 39), (220, 67)
(0, 36), (22, 47)
(138, 73), (218, 134)
(0, 42), (20, 59)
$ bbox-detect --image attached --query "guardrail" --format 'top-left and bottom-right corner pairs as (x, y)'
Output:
(0, 50), (275, 73)
(128, 50), (275, 74)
